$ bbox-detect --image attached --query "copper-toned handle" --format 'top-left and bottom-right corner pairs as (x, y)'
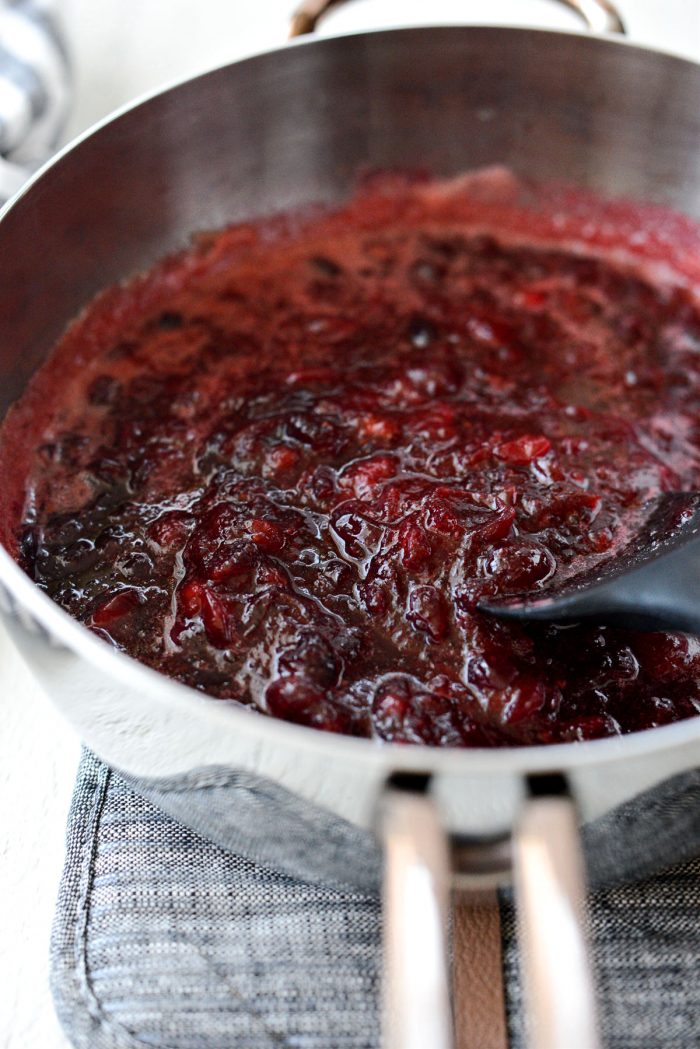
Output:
(289, 0), (341, 37)
(289, 0), (625, 38)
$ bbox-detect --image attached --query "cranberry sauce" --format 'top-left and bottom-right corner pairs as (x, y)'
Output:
(5, 173), (700, 746)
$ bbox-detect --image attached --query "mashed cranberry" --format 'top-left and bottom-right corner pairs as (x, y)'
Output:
(5, 174), (700, 746)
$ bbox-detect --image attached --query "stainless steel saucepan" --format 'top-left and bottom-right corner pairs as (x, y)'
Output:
(1, 2), (700, 1046)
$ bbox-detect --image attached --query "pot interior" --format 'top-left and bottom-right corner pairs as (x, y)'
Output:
(1, 27), (700, 420)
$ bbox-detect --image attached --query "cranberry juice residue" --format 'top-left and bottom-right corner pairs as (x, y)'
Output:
(4, 171), (700, 747)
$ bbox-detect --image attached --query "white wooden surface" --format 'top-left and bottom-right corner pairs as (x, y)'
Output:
(1, 2), (698, 1047)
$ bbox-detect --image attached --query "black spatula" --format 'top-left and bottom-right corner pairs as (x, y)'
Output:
(480, 493), (700, 633)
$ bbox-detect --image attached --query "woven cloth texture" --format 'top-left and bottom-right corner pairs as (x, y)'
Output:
(127, 763), (700, 896)
(51, 749), (700, 1049)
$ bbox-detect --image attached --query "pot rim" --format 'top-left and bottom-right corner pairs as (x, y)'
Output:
(3, 23), (700, 777)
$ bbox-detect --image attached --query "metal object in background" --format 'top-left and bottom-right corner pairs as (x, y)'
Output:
(0, 0), (70, 203)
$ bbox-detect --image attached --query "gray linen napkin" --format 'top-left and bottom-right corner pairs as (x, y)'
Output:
(51, 749), (700, 1049)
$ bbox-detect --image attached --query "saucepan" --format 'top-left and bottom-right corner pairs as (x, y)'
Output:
(2, 1), (700, 1046)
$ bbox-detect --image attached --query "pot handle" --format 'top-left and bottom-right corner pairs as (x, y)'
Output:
(514, 787), (600, 1049)
(379, 782), (454, 1049)
(379, 779), (599, 1049)
(290, 0), (625, 37)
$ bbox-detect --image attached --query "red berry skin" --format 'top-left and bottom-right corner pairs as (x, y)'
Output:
(633, 633), (700, 684)
(407, 585), (449, 642)
(265, 675), (323, 718)
(265, 675), (348, 732)
(199, 588), (233, 648)
(500, 675), (548, 725)
(342, 455), (397, 500)
(91, 589), (142, 627)
(250, 518), (285, 554)
(148, 511), (193, 549)
(399, 523), (432, 570)
(496, 435), (551, 464)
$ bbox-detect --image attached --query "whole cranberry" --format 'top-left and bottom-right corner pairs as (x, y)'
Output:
(265, 675), (324, 718)
(265, 675), (347, 732)
(277, 634), (341, 687)
(481, 540), (556, 592)
(634, 632), (700, 684)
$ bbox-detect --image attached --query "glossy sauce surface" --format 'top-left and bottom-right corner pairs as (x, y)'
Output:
(5, 172), (700, 746)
